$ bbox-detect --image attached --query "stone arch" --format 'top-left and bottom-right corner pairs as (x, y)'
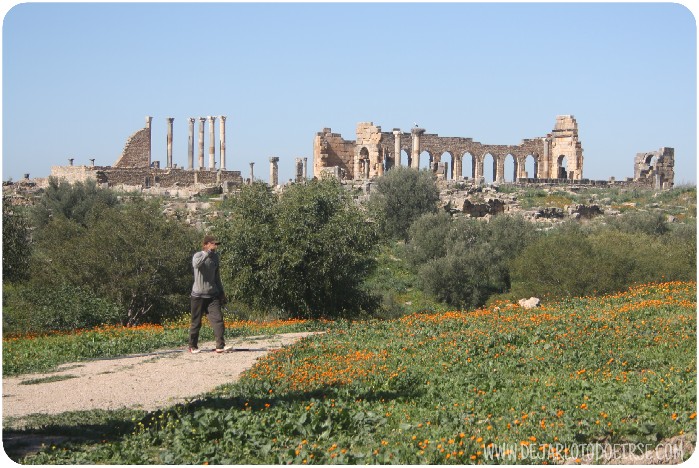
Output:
(556, 154), (569, 179)
(482, 153), (496, 184)
(439, 151), (453, 179)
(524, 154), (538, 180)
(504, 154), (517, 183)
(400, 149), (410, 168)
(644, 153), (658, 168)
(419, 150), (432, 171)
(461, 152), (475, 180)
(359, 147), (370, 179)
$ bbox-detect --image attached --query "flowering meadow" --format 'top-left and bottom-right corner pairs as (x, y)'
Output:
(23, 282), (697, 464)
(3, 317), (321, 376)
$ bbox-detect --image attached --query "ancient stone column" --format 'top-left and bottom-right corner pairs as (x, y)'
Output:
(187, 118), (195, 170)
(68, 158), (74, 166)
(249, 162), (255, 182)
(145, 116), (153, 167)
(198, 117), (206, 170)
(219, 115), (227, 170)
(166, 117), (174, 169)
(454, 156), (462, 180)
(89, 159), (95, 167)
(295, 158), (303, 183)
(496, 156), (505, 183)
(303, 157), (308, 180)
(393, 129), (401, 167)
(474, 157), (483, 185)
(269, 156), (279, 186)
(542, 137), (550, 179)
(411, 128), (425, 169)
(208, 116), (216, 171)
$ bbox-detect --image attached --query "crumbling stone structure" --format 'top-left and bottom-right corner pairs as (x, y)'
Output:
(51, 116), (242, 190)
(314, 115), (584, 183)
(114, 116), (153, 168)
(634, 147), (675, 189)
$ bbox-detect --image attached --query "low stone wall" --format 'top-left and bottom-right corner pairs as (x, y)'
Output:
(50, 165), (243, 190)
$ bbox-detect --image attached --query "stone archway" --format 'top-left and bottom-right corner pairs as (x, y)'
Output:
(482, 153), (496, 184)
(462, 152), (475, 180)
(556, 154), (568, 179)
(524, 154), (538, 180)
(504, 154), (517, 183)
(359, 147), (370, 179)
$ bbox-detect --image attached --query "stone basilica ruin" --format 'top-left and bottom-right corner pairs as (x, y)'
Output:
(314, 115), (675, 189)
(13, 114), (672, 195)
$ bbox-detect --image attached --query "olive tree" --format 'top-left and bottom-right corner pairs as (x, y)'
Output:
(214, 180), (378, 318)
(32, 199), (198, 326)
(369, 167), (440, 241)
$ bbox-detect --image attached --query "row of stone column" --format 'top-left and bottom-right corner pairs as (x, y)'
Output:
(268, 157), (307, 186)
(165, 116), (227, 171)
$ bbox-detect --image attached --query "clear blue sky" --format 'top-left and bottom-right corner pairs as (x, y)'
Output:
(3, 2), (697, 184)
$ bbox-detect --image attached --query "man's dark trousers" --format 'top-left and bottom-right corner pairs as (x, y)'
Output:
(189, 296), (225, 350)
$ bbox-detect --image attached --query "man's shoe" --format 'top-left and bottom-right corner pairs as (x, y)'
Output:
(189, 347), (201, 354)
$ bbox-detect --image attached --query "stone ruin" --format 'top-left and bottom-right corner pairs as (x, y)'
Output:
(314, 115), (585, 183)
(314, 116), (676, 191)
(50, 116), (243, 194)
(16, 115), (674, 200)
(634, 147), (675, 190)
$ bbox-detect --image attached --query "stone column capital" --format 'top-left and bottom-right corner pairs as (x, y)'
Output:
(393, 129), (402, 135)
(189, 117), (196, 124)
(270, 156), (280, 163)
(199, 116), (206, 122)
(219, 115), (226, 122)
(166, 117), (174, 123)
(208, 115), (216, 122)
(411, 127), (425, 135)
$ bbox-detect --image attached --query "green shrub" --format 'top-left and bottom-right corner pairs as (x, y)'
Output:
(369, 167), (440, 241)
(607, 211), (669, 236)
(411, 214), (536, 309)
(214, 180), (378, 319)
(31, 177), (119, 230)
(2, 198), (31, 283)
(3, 282), (122, 336)
(31, 199), (198, 326)
(510, 220), (697, 299)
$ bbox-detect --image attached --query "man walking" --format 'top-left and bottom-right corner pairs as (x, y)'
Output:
(189, 234), (228, 353)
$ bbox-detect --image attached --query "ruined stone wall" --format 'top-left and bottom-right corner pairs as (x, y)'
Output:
(314, 128), (356, 179)
(51, 164), (243, 189)
(113, 120), (151, 168)
(634, 147), (674, 189)
(314, 116), (580, 182)
(548, 115), (583, 180)
(50, 165), (101, 184)
(101, 168), (243, 188)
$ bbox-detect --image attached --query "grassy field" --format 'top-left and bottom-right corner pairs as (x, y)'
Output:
(11, 282), (697, 464)
(2, 318), (328, 377)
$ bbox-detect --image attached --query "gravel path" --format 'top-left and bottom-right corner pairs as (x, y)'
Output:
(2, 332), (318, 420)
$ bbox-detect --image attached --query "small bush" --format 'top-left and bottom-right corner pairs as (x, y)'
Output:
(2, 198), (32, 283)
(3, 282), (122, 336)
(369, 167), (440, 241)
(411, 214), (536, 309)
(509, 220), (697, 299)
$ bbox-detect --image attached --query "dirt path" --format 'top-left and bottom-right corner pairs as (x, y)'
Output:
(2, 332), (318, 420)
